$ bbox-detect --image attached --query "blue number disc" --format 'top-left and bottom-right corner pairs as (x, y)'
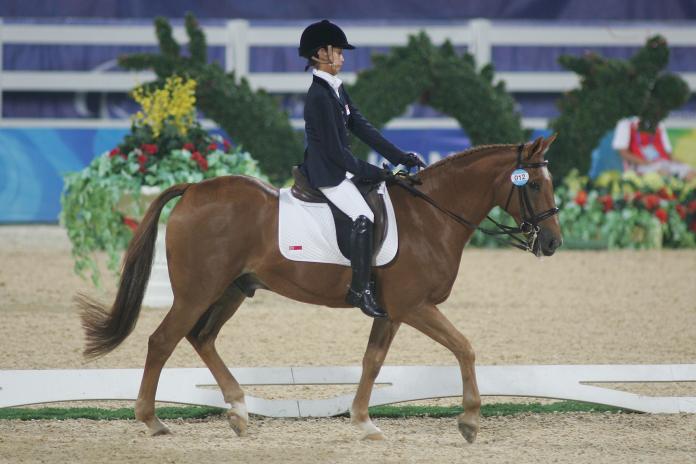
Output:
(510, 169), (529, 186)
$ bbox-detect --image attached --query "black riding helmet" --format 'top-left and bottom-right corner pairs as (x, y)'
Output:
(298, 19), (355, 59)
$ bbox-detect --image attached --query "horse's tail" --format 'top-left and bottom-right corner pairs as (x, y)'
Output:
(79, 183), (191, 359)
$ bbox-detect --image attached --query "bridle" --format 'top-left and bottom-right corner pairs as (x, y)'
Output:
(488, 144), (560, 252)
(392, 144), (559, 254)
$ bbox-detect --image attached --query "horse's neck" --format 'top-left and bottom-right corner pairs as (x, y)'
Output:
(419, 149), (509, 228)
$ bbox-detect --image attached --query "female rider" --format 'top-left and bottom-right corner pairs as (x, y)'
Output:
(298, 20), (424, 318)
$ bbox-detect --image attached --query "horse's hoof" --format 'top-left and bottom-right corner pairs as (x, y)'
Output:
(227, 402), (249, 437)
(353, 419), (385, 441)
(227, 411), (248, 437)
(150, 423), (172, 437)
(362, 431), (386, 441)
(457, 420), (477, 443)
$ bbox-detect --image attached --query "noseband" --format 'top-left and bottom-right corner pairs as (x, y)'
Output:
(392, 144), (559, 253)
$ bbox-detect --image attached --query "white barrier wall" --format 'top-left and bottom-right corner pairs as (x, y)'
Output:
(2, 365), (696, 416)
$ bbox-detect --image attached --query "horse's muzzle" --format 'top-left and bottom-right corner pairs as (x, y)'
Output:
(538, 229), (562, 256)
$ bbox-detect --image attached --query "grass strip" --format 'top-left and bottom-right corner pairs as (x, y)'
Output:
(368, 401), (625, 418)
(0, 406), (224, 421)
(0, 401), (626, 421)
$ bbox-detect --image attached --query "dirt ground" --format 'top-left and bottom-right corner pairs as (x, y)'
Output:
(1, 225), (695, 463)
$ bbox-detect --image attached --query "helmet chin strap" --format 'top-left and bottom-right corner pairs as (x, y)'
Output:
(311, 45), (338, 70)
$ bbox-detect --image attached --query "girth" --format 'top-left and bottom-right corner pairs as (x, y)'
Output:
(291, 167), (388, 258)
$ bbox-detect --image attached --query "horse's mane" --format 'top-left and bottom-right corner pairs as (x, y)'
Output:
(423, 143), (516, 174)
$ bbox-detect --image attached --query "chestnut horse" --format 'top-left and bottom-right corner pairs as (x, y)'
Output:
(80, 135), (561, 443)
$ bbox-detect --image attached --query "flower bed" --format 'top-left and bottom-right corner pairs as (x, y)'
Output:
(61, 76), (266, 285)
(470, 170), (696, 249)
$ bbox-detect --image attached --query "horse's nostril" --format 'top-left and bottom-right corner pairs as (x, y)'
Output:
(548, 238), (557, 250)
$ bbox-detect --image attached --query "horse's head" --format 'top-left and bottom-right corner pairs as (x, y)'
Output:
(494, 135), (562, 256)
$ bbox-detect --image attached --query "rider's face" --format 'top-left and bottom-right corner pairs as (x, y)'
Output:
(317, 47), (344, 75)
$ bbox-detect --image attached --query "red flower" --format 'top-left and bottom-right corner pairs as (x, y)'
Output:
(574, 190), (587, 207)
(657, 187), (675, 200)
(207, 143), (217, 152)
(642, 194), (661, 211)
(633, 191), (643, 202)
(137, 153), (149, 173)
(687, 200), (696, 214)
(654, 208), (668, 224)
(183, 143), (196, 152)
(123, 216), (139, 232)
(223, 139), (231, 152)
(140, 143), (158, 155)
(109, 147), (121, 158)
(191, 151), (208, 172)
(676, 204), (686, 219)
(599, 194), (613, 213)
(690, 221), (696, 234)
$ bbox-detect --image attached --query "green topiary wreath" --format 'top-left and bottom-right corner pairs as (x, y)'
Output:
(348, 32), (526, 158)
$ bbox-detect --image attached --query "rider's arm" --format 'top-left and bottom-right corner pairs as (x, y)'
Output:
(342, 91), (407, 167)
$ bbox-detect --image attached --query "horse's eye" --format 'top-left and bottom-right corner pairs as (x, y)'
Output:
(529, 181), (541, 191)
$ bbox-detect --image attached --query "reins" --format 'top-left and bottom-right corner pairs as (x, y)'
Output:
(391, 144), (559, 253)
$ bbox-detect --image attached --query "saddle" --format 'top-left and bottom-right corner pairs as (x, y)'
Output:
(290, 167), (388, 260)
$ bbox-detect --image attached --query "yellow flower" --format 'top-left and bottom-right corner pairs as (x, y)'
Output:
(131, 76), (197, 138)
(595, 170), (620, 189)
(641, 172), (664, 190)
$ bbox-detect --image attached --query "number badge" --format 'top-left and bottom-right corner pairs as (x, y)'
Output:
(510, 169), (529, 186)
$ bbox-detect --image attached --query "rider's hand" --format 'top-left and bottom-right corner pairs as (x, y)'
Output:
(401, 152), (426, 170)
(375, 168), (395, 182)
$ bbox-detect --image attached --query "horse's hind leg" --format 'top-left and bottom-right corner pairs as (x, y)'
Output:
(402, 305), (481, 443)
(350, 318), (400, 440)
(134, 298), (217, 436)
(186, 284), (248, 436)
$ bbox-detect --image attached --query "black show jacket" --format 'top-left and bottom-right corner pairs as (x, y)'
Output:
(300, 75), (407, 188)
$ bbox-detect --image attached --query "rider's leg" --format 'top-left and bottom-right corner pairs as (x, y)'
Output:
(319, 178), (374, 222)
(319, 179), (386, 318)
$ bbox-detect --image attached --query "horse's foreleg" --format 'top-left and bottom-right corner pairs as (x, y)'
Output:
(186, 285), (248, 436)
(134, 300), (212, 436)
(402, 305), (480, 443)
(351, 317), (400, 440)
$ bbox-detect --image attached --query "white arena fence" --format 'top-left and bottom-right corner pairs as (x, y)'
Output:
(2, 365), (695, 416)
(0, 18), (695, 130)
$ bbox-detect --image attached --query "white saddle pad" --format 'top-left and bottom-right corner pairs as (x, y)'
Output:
(278, 184), (398, 267)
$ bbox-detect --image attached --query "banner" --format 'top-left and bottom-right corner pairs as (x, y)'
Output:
(1, 126), (693, 222)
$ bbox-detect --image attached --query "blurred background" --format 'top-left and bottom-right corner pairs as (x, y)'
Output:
(0, 0), (695, 224)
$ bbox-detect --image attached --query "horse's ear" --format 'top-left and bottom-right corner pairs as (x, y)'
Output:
(525, 136), (544, 160)
(541, 133), (558, 155)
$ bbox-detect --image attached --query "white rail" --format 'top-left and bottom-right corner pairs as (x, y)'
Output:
(2, 19), (695, 91)
(0, 19), (694, 126)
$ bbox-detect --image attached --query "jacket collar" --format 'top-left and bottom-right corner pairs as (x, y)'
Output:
(312, 75), (344, 104)
(312, 69), (342, 94)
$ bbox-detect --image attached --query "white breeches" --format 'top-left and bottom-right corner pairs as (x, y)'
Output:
(319, 179), (374, 222)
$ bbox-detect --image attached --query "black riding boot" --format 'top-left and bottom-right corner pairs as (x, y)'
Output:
(345, 215), (387, 318)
